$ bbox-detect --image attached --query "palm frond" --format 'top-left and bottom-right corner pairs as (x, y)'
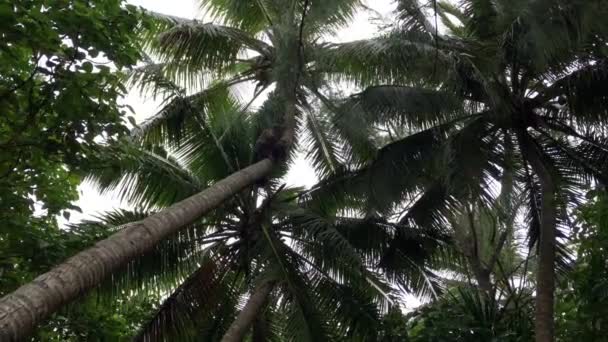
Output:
(316, 30), (446, 86)
(303, 109), (344, 178)
(347, 85), (464, 130)
(149, 22), (270, 76)
(461, 0), (498, 40)
(303, 0), (361, 34)
(86, 144), (202, 210)
(535, 60), (608, 127)
(133, 84), (237, 146)
(134, 256), (241, 342)
(259, 224), (336, 341)
(358, 122), (454, 212)
(200, 0), (269, 33)
(127, 60), (217, 98)
(396, 0), (437, 35)
(313, 276), (381, 340)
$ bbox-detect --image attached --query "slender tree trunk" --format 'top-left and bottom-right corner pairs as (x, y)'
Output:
(470, 263), (492, 293)
(520, 132), (556, 342)
(252, 313), (270, 342)
(532, 166), (556, 342)
(0, 159), (274, 342)
(221, 281), (274, 342)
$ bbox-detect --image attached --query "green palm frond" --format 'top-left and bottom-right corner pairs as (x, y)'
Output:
(172, 97), (262, 183)
(258, 223), (337, 341)
(536, 60), (608, 127)
(287, 210), (371, 283)
(303, 109), (344, 178)
(134, 256), (242, 342)
(519, 158), (573, 275)
(127, 60), (217, 98)
(313, 276), (381, 341)
(134, 84), (237, 146)
(299, 121), (453, 217)
(358, 122), (454, 212)
(436, 1), (467, 31)
(200, 0), (269, 33)
(574, 135), (608, 180)
(317, 30), (446, 86)
(517, 0), (607, 74)
(149, 22), (271, 77)
(333, 217), (395, 264)
(302, 0), (362, 34)
(202, 0), (362, 34)
(461, 0), (498, 40)
(279, 272), (336, 342)
(337, 215), (447, 300)
(86, 144), (202, 210)
(328, 101), (378, 165)
(346, 85), (464, 130)
(126, 61), (184, 100)
(142, 9), (194, 26)
(245, 305), (284, 342)
(396, 0), (437, 35)
(380, 242), (444, 299)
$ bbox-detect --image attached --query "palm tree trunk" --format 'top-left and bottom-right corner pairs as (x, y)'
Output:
(520, 132), (556, 342)
(471, 263), (492, 293)
(221, 281), (275, 342)
(0, 158), (274, 342)
(531, 168), (556, 342)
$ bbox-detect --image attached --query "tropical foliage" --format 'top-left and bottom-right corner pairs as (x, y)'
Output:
(2, 0), (608, 341)
(0, 0), (148, 338)
(316, 0), (608, 339)
(556, 192), (608, 340)
(79, 64), (451, 339)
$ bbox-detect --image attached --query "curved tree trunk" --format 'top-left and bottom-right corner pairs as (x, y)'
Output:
(520, 132), (556, 342)
(0, 158), (274, 342)
(221, 281), (275, 342)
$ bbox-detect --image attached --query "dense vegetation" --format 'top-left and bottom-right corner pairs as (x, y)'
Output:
(1, 0), (607, 341)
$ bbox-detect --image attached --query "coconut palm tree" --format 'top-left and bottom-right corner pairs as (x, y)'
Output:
(0, 1), (370, 338)
(314, 0), (608, 340)
(65, 88), (446, 341)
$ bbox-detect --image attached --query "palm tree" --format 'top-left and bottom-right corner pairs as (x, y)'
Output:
(314, 0), (608, 340)
(63, 91), (444, 341)
(0, 0), (369, 338)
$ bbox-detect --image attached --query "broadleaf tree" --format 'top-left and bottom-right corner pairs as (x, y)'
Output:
(0, 0), (147, 338)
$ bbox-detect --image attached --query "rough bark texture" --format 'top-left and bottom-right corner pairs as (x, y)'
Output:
(221, 281), (274, 342)
(521, 132), (556, 342)
(0, 158), (274, 342)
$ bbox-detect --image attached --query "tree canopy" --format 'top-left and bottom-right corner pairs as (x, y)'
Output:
(2, 0), (608, 341)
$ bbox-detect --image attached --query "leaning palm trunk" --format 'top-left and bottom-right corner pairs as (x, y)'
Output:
(221, 281), (275, 342)
(520, 132), (556, 342)
(0, 159), (273, 341)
